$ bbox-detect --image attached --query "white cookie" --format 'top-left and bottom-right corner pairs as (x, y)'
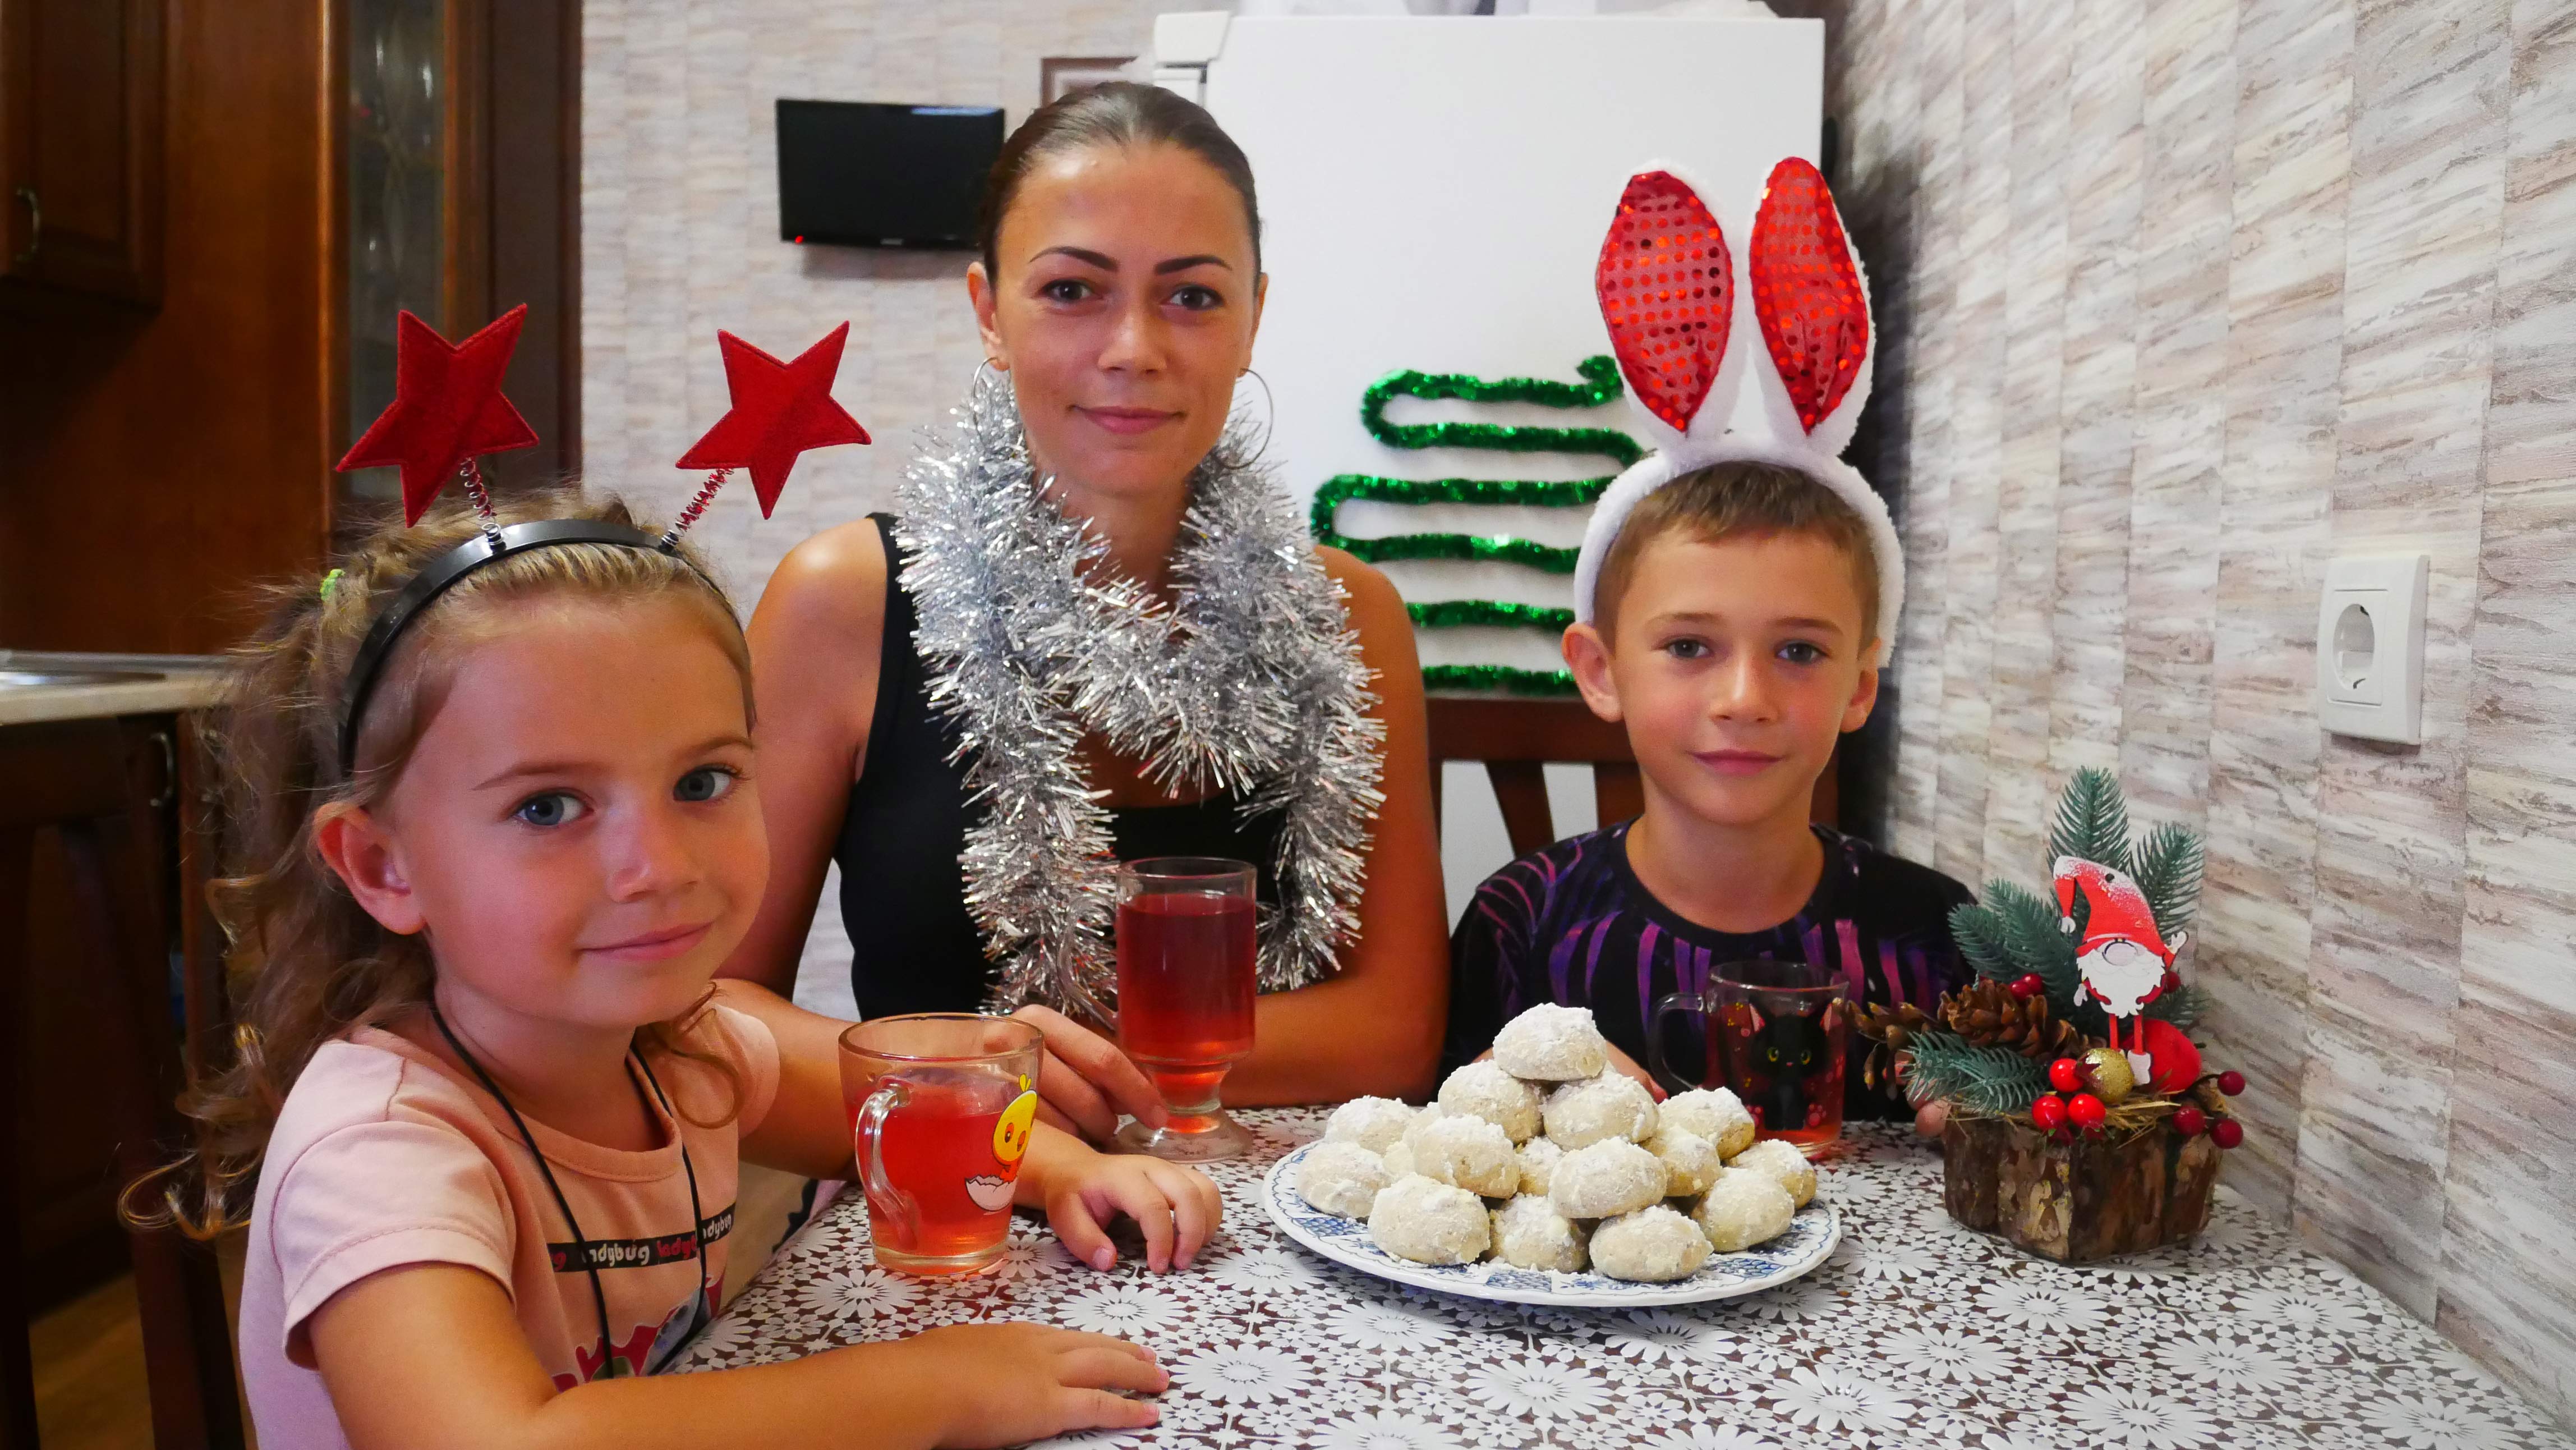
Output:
(1295, 1141), (1388, 1219)
(1323, 1096), (1415, 1155)
(1516, 1136), (1565, 1197)
(1437, 1060), (1543, 1142)
(1589, 1204), (1713, 1283)
(1491, 1003), (1610, 1081)
(1367, 1174), (1491, 1266)
(1726, 1138), (1817, 1208)
(1541, 1072), (1659, 1150)
(1403, 1112), (1519, 1198)
(1660, 1088), (1759, 1160)
(1489, 1195), (1590, 1273)
(1548, 1138), (1669, 1219)
(1691, 1166), (1796, 1251)
(1645, 1126), (1723, 1198)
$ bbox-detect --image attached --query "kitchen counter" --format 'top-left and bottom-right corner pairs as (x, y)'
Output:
(0, 650), (228, 727)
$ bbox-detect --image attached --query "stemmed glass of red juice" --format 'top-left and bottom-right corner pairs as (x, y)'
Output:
(1112, 857), (1258, 1162)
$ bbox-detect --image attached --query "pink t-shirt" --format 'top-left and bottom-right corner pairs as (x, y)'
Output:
(237, 1005), (781, 1449)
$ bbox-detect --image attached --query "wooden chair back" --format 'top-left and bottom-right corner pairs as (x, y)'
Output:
(1425, 696), (1643, 859)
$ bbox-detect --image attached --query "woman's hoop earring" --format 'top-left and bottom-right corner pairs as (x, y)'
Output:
(1235, 366), (1276, 465)
(970, 357), (1006, 397)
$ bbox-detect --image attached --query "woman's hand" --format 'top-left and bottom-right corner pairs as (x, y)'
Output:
(1018, 1122), (1222, 1273)
(1010, 1004), (1170, 1143)
(892, 1324), (1166, 1448)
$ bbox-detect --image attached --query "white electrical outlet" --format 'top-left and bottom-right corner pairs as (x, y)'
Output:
(2316, 553), (2428, 745)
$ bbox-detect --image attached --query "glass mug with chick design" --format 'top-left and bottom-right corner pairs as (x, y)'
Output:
(840, 1015), (1044, 1275)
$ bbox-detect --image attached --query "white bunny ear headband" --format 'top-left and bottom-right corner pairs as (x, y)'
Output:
(1572, 157), (1903, 666)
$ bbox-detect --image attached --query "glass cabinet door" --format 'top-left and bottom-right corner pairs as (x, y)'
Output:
(337, 0), (451, 518)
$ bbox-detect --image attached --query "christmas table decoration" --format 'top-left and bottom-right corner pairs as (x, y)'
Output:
(1856, 767), (2248, 1263)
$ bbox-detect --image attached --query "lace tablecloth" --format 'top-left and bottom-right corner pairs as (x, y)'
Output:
(680, 1110), (2570, 1450)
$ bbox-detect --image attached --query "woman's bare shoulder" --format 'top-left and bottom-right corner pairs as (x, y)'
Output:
(752, 517), (890, 651)
(1313, 545), (1409, 633)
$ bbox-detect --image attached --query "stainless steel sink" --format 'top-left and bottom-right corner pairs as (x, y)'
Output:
(0, 668), (168, 688)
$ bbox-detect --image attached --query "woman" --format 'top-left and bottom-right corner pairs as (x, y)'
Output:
(716, 84), (1448, 1141)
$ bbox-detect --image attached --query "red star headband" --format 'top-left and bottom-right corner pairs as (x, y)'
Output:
(1573, 157), (1903, 663)
(330, 310), (868, 770)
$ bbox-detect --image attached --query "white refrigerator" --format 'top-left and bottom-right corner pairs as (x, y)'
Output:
(1153, 12), (1827, 918)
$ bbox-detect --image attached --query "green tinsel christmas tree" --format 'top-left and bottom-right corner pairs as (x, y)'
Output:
(1308, 357), (1639, 696)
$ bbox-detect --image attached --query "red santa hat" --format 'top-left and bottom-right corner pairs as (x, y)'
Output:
(2050, 856), (2178, 966)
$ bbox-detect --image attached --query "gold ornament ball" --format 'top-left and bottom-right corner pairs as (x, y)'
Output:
(2082, 1047), (2136, 1105)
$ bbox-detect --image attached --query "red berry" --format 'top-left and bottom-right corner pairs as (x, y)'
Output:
(2067, 1093), (2107, 1131)
(2030, 1094), (2068, 1131)
(2160, 969), (2184, 996)
(2209, 1118), (2244, 1149)
(2049, 1058), (2084, 1093)
(2010, 973), (2045, 999)
(2172, 1105), (2207, 1137)
(2050, 1126), (2075, 1147)
(2217, 1070), (2246, 1096)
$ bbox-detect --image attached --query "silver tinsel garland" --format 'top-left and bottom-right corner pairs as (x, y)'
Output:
(896, 373), (1386, 1017)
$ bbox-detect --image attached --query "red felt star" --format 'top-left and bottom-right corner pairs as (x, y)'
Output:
(335, 306), (540, 524)
(674, 323), (870, 515)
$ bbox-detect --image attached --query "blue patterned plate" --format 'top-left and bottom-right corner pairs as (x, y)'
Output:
(1261, 1141), (1841, 1307)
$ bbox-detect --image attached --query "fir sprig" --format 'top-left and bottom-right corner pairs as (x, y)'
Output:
(2128, 820), (2204, 942)
(1949, 900), (2014, 984)
(1904, 1031), (2050, 1114)
(1989, 881), (2082, 1007)
(2048, 766), (2132, 871)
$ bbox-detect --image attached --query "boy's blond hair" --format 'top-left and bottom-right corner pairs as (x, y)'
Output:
(1590, 461), (1882, 645)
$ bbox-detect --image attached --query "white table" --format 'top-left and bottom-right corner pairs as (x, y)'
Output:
(682, 1109), (2571, 1449)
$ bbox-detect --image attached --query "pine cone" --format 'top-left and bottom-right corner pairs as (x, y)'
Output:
(1940, 979), (2089, 1060)
(1853, 1002), (1933, 1095)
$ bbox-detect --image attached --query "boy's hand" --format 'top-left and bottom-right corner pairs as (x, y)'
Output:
(894, 1324), (1165, 1448)
(1042, 1148), (1223, 1273)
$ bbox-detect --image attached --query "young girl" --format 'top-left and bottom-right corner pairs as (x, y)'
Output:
(140, 489), (1220, 1450)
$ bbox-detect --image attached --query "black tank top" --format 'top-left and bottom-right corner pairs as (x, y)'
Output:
(835, 514), (1287, 1017)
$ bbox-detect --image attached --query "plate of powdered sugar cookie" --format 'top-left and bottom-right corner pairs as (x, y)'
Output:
(1263, 1004), (1840, 1306)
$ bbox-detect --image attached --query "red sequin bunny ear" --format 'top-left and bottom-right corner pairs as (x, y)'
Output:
(335, 306), (540, 535)
(1751, 157), (1870, 435)
(665, 322), (870, 544)
(1595, 171), (1734, 434)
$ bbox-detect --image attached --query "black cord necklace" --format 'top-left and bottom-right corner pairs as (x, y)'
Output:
(428, 1000), (708, 1380)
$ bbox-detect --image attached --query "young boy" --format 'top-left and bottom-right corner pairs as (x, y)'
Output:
(1442, 461), (1971, 1122)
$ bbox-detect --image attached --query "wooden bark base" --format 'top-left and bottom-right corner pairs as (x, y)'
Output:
(1941, 1114), (2223, 1263)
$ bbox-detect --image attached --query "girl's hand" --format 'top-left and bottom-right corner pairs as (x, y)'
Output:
(1021, 1126), (1222, 1273)
(1009, 1004), (1170, 1144)
(895, 1323), (1165, 1448)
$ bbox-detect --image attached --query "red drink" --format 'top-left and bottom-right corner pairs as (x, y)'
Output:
(1712, 996), (1848, 1152)
(856, 1067), (1033, 1270)
(1117, 892), (1256, 1115)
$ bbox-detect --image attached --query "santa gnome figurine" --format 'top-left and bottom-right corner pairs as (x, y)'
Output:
(2053, 857), (2185, 1082)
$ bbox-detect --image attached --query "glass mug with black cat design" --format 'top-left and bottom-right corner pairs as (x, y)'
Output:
(1649, 960), (1850, 1156)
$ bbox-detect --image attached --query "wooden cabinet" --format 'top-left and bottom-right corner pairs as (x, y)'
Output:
(0, 0), (577, 656)
(0, 712), (238, 1449)
(0, 0), (165, 307)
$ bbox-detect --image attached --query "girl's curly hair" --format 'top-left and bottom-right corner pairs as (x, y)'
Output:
(127, 486), (753, 1238)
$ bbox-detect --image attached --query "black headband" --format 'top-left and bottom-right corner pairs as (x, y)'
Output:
(335, 520), (723, 774)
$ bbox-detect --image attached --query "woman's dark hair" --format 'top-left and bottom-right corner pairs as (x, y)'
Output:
(977, 81), (1262, 279)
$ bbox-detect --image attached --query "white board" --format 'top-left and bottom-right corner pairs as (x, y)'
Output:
(1183, 15), (1823, 915)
